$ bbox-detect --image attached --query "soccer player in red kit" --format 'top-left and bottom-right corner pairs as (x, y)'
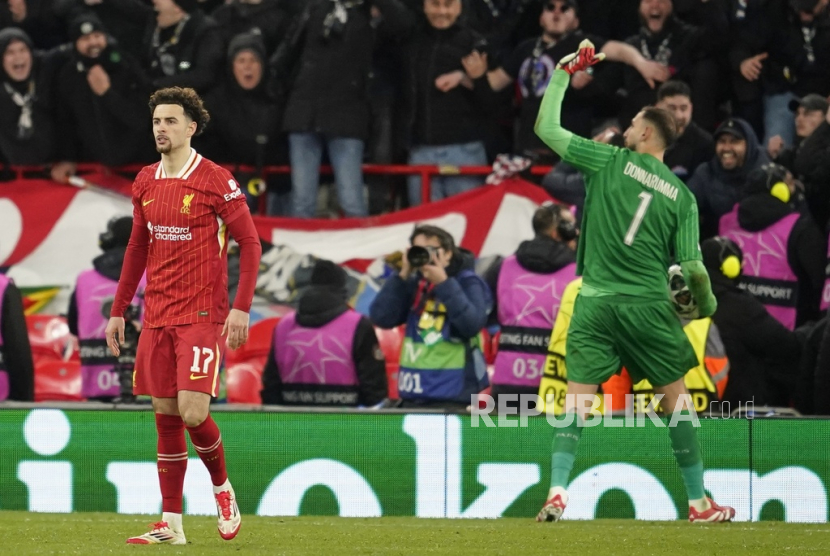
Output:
(105, 87), (262, 545)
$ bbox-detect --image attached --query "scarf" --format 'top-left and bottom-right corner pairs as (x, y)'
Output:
(4, 80), (34, 139)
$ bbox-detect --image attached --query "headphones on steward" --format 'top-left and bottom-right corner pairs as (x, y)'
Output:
(539, 202), (578, 242)
(761, 163), (791, 204)
(714, 236), (742, 279)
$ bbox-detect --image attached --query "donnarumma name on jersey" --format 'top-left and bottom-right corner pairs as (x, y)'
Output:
(623, 161), (679, 201)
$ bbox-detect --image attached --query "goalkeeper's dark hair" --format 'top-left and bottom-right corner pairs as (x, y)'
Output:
(642, 106), (678, 150)
(656, 80), (691, 102)
(149, 87), (210, 136)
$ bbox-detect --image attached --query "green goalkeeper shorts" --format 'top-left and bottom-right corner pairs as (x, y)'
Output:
(565, 293), (698, 387)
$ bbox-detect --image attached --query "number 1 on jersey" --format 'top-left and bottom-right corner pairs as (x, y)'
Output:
(624, 192), (653, 246)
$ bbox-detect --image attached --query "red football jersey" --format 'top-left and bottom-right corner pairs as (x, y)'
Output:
(131, 149), (249, 328)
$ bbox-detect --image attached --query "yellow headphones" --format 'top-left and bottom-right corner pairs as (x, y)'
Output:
(758, 163), (791, 204)
(247, 177), (266, 197)
(716, 237), (742, 279)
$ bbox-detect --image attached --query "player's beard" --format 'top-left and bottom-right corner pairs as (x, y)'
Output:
(624, 136), (638, 150)
(156, 142), (172, 154)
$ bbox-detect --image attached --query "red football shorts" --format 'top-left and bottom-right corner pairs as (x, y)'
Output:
(133, 323), (226, 398)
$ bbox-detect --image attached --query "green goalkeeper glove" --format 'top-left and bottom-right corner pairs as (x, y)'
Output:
(556, 39), (606, 75)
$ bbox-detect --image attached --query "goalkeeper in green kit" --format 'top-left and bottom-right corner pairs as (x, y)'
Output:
(534, 40), (735, 523)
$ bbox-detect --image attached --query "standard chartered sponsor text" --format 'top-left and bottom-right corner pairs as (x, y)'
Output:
(153, 224), (192, 241)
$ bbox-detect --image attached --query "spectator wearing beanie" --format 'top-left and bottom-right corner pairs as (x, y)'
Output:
(53, 0), (148, 59)
(0, 27), (65, 167)
(199, 32), (287, 215)
(261, 259), (388, 407)
(688, 117), (770, 239)
(51, 12), (154, 183)
(139, 0), (224, 93)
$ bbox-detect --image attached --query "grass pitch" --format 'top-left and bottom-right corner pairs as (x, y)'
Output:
(3, 511), (829, 556)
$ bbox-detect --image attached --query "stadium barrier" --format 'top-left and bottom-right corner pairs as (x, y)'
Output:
(2, 163), (554, 215)
(0, 405), (827, 522)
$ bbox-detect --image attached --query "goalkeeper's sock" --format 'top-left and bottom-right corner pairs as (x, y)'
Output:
(668, 411), (706, 502)
(550, 412), (583, 489)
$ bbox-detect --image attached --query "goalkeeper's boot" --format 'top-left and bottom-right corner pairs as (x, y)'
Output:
(688, 498), (736, 523)
(536, 490), (568, 522)
(126, 521), (186, 545)
(215, 484), (242, 540)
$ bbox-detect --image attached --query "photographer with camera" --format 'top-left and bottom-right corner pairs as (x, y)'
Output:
(369, 224), (491, 408)
(67, 216), (145, 401)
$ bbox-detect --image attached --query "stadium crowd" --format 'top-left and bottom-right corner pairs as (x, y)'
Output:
(3, 0), (830, 415)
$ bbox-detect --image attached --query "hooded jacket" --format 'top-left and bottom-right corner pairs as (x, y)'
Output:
(794, 121), (830, 230)
(141, 8), (223, 92)
(0, 28), (65, 165)
(54, 37), (153, 165)
(200, 33), (282, 167)
(688, 118), (770, 239)
(261, 284), (388, 407)
(734, 192), (826, 326)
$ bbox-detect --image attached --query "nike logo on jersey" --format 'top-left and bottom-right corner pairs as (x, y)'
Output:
(190, 374), (209, 380)
(143, 199), (155, 206)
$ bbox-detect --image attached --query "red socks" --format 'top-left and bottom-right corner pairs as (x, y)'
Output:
(186, 415), (228, 487)
(155, 413), (187, 514)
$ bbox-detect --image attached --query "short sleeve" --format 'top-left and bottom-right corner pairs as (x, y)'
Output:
(208, 166), (250, 223)
(674, 200), (702, 262)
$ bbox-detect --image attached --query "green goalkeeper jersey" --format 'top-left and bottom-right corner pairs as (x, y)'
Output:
(535, 70), (701, 300)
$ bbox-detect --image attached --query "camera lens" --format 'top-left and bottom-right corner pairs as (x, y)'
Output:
(407, 246), (431, 267)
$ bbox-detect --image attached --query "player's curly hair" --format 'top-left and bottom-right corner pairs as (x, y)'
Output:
(642, 106), (678, 150)
(148, 87), (210, 136)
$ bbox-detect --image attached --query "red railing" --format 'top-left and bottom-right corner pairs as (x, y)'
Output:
(4, 162), (554, 215)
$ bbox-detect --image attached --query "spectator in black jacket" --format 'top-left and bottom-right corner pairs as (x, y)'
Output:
(200, 32), (287, 214)
(794, 96), (830, 229)
(261, 259), (388, 407)
(730, 0), (830, 147)
(279, 0), (413, 217)
(0, 0), (64, 49)
(461, 0), (669, 163)
(140, 0), (224, 93)
(0, 27), (65, 168)
(50, 13), (154, 182)
(770, 94), (828, 177)
(211, 0), (290, 57)
(701, 236), (802, 408)
(620, 0), (728, 131)
(0, 274), (34, 401)
(404, 0), (492, 205)
(53, 0), (148, 59)
(655, 80), (713, 183)
(688, 117), (770, 239)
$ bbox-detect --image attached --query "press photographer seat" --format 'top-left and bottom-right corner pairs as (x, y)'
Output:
(34, 360), (83, 402)
(224, 316), (281, 368)
(375, 325), (404, 400)
(226, 362), (263, 404)
(26, 314), (79, 364)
